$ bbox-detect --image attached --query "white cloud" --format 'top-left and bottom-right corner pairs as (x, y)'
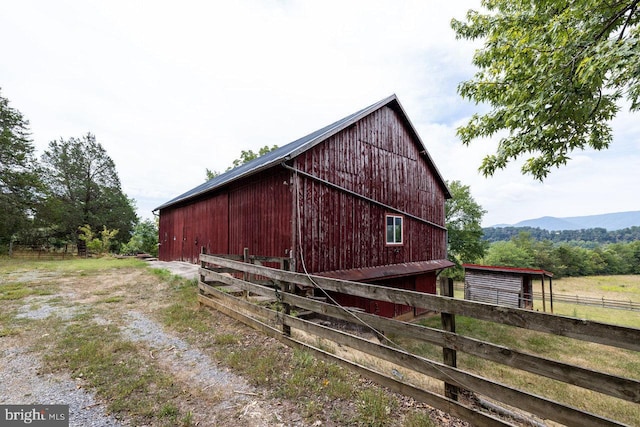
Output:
(1, 0), (637, 224)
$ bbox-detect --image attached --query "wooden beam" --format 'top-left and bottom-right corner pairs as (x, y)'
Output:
(440, 277), (458, 401)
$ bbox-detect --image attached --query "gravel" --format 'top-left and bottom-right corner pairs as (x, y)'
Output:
(1, 262), (287, 427)
(122, 310), (257, 408)
(0, 346), (124, 427)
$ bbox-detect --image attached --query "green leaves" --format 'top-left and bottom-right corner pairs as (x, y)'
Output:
(0, 89), (43, 244)
(454, 0), (639, 180)
(445, 180), (488, 279)
(39, 133), (137, 250)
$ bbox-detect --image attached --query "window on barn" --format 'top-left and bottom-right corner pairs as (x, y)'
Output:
(386, 215), (403, 245)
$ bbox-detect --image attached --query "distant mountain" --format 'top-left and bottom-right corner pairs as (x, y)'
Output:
(492, 211), (640, 231)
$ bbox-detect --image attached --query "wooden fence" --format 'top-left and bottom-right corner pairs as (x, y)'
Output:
(454, 282), (640, 311)
(197, 252), (640, 427)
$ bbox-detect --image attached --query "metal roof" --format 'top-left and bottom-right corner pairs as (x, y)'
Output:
(155, 94), (450, 211)
(318, 259), (454, 282)
(463, 264), (554, 278)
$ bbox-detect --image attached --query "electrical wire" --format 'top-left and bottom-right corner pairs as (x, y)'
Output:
(290, 167), (488, 402)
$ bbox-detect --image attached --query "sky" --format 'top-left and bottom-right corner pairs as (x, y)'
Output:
(1, 0), (638, 227)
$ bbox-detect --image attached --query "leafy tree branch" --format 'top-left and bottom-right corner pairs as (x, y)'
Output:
(453, 0), (640, 180)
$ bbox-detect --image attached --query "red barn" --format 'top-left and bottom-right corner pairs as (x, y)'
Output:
(155, 95), (453, 318)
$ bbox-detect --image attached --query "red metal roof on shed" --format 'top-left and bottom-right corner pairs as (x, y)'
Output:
(462, 264), (553, 278)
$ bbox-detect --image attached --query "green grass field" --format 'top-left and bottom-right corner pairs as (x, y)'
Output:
(538, 275), (640, 327)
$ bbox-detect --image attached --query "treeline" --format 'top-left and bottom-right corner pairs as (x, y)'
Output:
(482, 232), (640, 277)
(1, 88), (158, 256)
(482, 226), (640, 245)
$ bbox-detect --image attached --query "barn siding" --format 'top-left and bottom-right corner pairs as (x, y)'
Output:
(293, 106), (447, 273)
(158, 193), (229, 263)
(464, 271), (522, 308)
(227, 168), (293, 259)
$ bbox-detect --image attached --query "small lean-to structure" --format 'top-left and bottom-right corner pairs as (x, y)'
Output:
(155, 95), (453, 318)
(462, 264), (554, 312)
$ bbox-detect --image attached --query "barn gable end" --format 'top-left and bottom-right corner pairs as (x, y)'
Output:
(293, 104), (447, 273)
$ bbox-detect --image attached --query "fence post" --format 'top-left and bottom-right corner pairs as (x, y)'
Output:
(282, 258), (292, 337)
(200, 247), (206, 281)
(199, 247), (206, 305)
(242, 248), (250, 300)
(440, 277), (458, 401)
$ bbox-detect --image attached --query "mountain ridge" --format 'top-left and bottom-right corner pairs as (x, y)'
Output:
(489, 210), (640, 231)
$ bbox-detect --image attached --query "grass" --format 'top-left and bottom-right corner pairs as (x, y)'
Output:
(41, 312), (195, 426)
(553, 275), (640, 298)
(543, 275), (640, 327)
(0, 256), (147, 274)
(357, 388), (398, 427)
(20, 258), (640, 427)
(156, 272), (414, 425)
(410, 303), (640, 426)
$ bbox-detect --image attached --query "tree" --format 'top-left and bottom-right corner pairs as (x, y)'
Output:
(78, 224), (118, 256)
(445, 180), (488, 278)
(0, 89), (42, 247)
(452, 1), (640, 180)
(484, 241), (535, 268)
(205, 168), (219, 181)
(39, 133), (137, 252)
(205, 145), (279, 181)
(121, 218), (159, 257)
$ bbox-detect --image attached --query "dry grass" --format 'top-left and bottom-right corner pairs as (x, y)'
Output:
(541, 275), (640, 327)
(420, 274), (640, 426)
(1, 258), (442, 426)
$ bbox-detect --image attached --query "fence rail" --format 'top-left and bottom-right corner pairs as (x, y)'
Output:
(536, 292), (640, 311)
(8, 250), (74, 260)
(198, 252), (640, 427)
(454, 283), (640, 311)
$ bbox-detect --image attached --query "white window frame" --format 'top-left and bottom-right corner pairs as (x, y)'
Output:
(386, 214), (403, 245)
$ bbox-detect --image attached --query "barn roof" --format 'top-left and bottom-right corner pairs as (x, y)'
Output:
(463, 264), (554, 278)
(155, 94), (450, 211)
(318, 259), (455, 282)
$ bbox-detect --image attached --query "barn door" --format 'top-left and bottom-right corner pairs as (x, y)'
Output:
(182, 221), (192, 263)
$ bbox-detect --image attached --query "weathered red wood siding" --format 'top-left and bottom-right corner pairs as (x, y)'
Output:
(330, 272), (437, 318)
(292, 105), (447, 273)
(227, 169), (293, 259)
(158, 169), (293, 263)
(158, 193), (229, 263)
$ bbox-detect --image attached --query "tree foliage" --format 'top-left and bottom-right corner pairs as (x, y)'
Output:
(121, 219), (159, 257)
(78, 224), (119, 256)
(39, 133), (137, 250)
(483, 231), (640, 276)
(453, 1), (640, 180)
(0, 89), (42, 245)
(445, 180), (488, 278)
(483, 225), (640, 245)
(205, 145), (279, 181)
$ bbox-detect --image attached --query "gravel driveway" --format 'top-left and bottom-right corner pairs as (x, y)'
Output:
(0, 261), (296, 426)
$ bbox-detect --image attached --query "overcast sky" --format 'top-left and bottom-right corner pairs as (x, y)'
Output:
(2, 0), (638, 226)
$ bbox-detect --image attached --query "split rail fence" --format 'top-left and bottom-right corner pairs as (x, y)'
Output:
(454, 282), (640, 311)
(197, 251), (640, 427)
